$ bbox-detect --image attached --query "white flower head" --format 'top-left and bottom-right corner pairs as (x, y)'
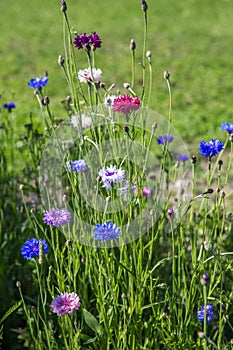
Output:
(71, 114), (92, 129)
(78, 67), (102, 83)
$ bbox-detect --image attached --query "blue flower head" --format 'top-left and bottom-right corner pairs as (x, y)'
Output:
(3, 102), (16, 111)
(199, 139), (224, 158)
(21, 238), (49, 260)
(221, 122), (233, 134)
(197, 304), (215, 324)
(93, 222), (120, 241)
(71, 159), (87, 172)
(28, 75), (48, 89)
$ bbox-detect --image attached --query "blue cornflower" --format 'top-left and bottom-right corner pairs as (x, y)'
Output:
(178, 154), (189, 162)
(93, 222), (120, 241)
(28, 75), (48, 89)
(199, 139), (224, 158)
(98, 164), (125, 190)
(21, 238), (48, 260)
(3, 102), (16, 112)
(197, 304), (215, 324)
(70, 159), (87, 172)
(221, 122), (233, 134)
(157, 134), (174, 145)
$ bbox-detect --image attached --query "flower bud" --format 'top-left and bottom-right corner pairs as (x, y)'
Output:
(58, 55), (65, 66)
(141, 0), (148, 12)
(61, 0), (67, 12)
(164, 70), (170, 80)
(201, 273), (210, 286)
(130, 39), (136, 50)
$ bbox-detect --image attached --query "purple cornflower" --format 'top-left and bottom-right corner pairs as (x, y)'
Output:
(221, 122), (233, 134)
(157, 135), (174, 145)
(178, 154), (189, 162)
(197, 304), (215, 324)
(21, 238), (48, 260)
(69, 159), (87, 173)
(43, 208), (71, 227)
(93, 221), (120, 241)
(73, 32), (102, 51)
(51, 292), (81, 316)
(3, 102), (16, 112)
(98, 164), (125, 190)
(199, 139), (224, 158)
(28, 75), (48, 89)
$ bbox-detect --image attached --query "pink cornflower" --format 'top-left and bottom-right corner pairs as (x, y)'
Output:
(51, 292), (81, 316)
(112, 94), (140, 119)
(142, 187), (151, 196)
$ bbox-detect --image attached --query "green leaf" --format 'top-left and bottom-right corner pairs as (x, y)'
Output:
(0, 300), (22, 325)
(82, 309), (102, 335)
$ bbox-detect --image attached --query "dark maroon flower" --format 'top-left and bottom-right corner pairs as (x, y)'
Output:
(73, 32), (102, 51)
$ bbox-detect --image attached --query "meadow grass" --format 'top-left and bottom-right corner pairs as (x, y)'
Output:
(0, 0), (233, 349)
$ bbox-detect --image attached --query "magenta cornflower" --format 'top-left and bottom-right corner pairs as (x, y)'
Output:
(43, 208), (71, 227)
(51, 292), (81, 316)
(73, 32), (102, 51)
(142, 187), (151, 196)
(112, 94), (141, 116)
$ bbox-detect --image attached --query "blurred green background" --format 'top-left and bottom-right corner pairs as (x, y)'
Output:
(1, 0), (233, 141)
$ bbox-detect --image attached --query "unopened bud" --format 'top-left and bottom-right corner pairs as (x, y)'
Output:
(164, 70), (170, 80)
(146, 50), (151, 58)
(123, 82), (130, 89)
(130, 39), (136, 50)
(191, 155), (197, 164)
(61, 0), (67, 12)
(58, 55), (65, 66)
(141, 0), (148, 12)
(201, 273), (210, 286)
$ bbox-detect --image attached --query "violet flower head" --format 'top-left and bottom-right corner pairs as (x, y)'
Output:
(51, 292), (81, 316)
(43, 208), (71, 227)
(21, 238), (48, 260)
(197, 304), (215, 324)
(221, 122), (233, 134)
(157, 134), (174, 145)
(93, 221), (120, 241)
(112, 94), (141, 116)
(3, 102), (16, 112)
(178, 154), (189, 162)
(28, 75), (48, 89)
(98, 164), (125, 190)
(73, 32), (102, 51)
(199, 139), (224, 158)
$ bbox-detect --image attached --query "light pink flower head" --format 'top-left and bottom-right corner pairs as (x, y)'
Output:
(78, 67), (102, 84)
(51, 292), (81, 316)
